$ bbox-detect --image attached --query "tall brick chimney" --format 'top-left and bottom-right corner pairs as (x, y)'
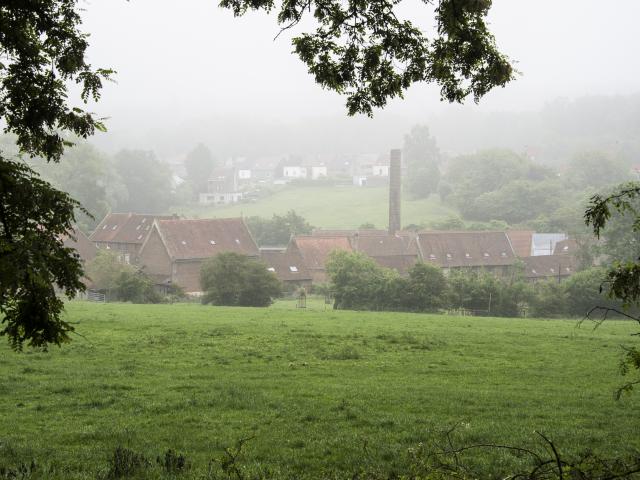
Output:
(388, 149), (402, 235)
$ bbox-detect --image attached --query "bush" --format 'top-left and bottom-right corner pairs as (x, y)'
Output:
(200, 253), (282, 307)
(563, 267), (623, 317)
(114, 271), (162, 304)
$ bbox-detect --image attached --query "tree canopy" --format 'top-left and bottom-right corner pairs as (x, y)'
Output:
(220, 0), (514, 115)
(0, 1), (112, 350)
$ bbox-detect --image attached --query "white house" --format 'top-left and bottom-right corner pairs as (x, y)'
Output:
(310, 165), (328, 179)
(283, 166), (308, 179)
(372, 165), (389, 176)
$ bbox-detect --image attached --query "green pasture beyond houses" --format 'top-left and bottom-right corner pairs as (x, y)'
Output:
(177, 186), (457, 229)
(1, 301), (639, 479)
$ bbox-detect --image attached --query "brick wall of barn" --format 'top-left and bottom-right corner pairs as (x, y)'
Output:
(138, 229), (172, 279)
(173, 260), (204, 294)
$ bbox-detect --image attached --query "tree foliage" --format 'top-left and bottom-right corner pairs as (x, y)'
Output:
(184, 143), (217, 196)
(201, 253), (282, 307)
(403, 125), (441, 199)
(113, 150), (174, 214)
(246, 210), (314, 246)
(0, 1), (113, 349)
(220, 0), (514, 116)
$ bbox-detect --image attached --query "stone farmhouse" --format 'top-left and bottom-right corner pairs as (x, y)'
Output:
(89, 213), (175, 264)
(138, 218), (259, 295)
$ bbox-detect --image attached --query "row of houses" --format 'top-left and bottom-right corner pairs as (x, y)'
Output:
(194, 153), (393, 205)
(65, 213), (578, 296)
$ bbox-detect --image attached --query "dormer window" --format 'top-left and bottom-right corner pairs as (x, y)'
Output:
(483, 252), (490, 257)
(210, 240), (216, 245)
(289, 266), (298, 272)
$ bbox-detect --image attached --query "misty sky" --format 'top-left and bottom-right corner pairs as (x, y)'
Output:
(80, 0), (640, 155)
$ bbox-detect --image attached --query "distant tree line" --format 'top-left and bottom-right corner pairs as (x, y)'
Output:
(326, 251), (624, 318)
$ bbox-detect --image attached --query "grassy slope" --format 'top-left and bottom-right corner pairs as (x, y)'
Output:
(175, 186), (457, 229)
(1, 302), (638, 478)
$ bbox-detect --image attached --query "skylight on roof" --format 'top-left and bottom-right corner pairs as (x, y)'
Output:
(465, 253), (471, 258)
(235, 239), (241, 244)
(501, 252), (507, 257)
(136, 225), (141, 230)
(210, 240), (216, 245)
(137, 235), (143, 240)
(181, 240), (187, 245)
(267, 267), (275, 272)
(289, 266), (298, 272)
(142, 218), (147, 223)
(483, 252), (490, 257)
(102, 225), (108, 230)
(532, 269), (537, 274)
(429, 254), (436, 260)
(446, 253), (452, 259)
(563, 245), (569, 251)
(112, 225), (118, 230)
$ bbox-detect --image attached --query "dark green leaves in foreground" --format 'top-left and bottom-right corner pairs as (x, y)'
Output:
(220, 0), (514, 115)
(0, 159), (85, 350)
(0, 1), (113, 349)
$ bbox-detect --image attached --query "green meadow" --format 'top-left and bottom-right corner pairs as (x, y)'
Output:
(1, 301), (638, 478)
(176, 186), (457, 229)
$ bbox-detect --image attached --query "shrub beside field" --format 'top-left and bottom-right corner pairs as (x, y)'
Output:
(0, 302), (638, 478)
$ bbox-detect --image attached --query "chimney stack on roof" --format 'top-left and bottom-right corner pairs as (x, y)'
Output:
(388, 149), (402, 235)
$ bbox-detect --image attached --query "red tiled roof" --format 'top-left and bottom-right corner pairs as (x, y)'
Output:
(260, 248), (312, 282)
(62, 226), (98, 263)
(292, 236), (353, 269)
(417, 231), (516, 268)
(522, 255), (576, 279)
(553, 238), (578, 255)
(506, 230), (534, 257)
(90, 213), (174, 244)
(155, 218), (259, 260)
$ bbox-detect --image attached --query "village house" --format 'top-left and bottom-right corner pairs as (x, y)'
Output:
(286, 235), (353, 283)
(199, 168), (243, 205)
(521, 254), (576, 283)
(415, 231), (517, 276)
(63, 226), (98, 265)
(260, 247), (312, 292)
(89, 213), (175, 264)
(138, 218), (259, 295)
(311, 229), (420, 275)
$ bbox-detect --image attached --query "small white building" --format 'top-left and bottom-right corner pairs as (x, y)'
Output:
(283, 166), (308, 179)
(310, 165), (328, 179)
(372, 165), (389, 176)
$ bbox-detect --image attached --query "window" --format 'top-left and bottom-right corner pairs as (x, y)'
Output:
(565, 267), (571, 272)
(563, 245), (569, 251)
(123, 253), (130, 264)
(483, 252), (490, 257)
(550, 268), (555, 273)
(181, 240), (187, 245)
(465, 253), (471, 258)
(446, 253), (452, 259)
(235, 239), (241, 244)
(209, 240), (216, 245)
(112, 225), (118, 230)
(289, 266), (298, 272)
(429, 254), (436, 260)
(137, 235), (143, 240)
(500, 252), (507, 257)
(267, 267), (275, 272)
(102, 225), (108, 230)
(531, 269), (537, 274)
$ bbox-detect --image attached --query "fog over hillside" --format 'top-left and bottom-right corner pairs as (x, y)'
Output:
(80, 0), (640, 160)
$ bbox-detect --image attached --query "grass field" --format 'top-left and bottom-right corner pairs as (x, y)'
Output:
(1, 302), (639, 479)
(175, 186), (458, 229)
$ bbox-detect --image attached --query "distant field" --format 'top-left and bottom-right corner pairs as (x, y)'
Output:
(175, 186), (458, 228)
(1, 302), (638, 479)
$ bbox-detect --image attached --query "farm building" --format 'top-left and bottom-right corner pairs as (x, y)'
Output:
(287, 236), (353, 283)
(138, 218), (259, 294)
(63, 226), (98, 264)
(89, 213), (175, 264)
(415, 231), (517, 276)
(260, 248), (312, 292)
(521, 254), (577, 283)
(505, 230), (534, 257)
